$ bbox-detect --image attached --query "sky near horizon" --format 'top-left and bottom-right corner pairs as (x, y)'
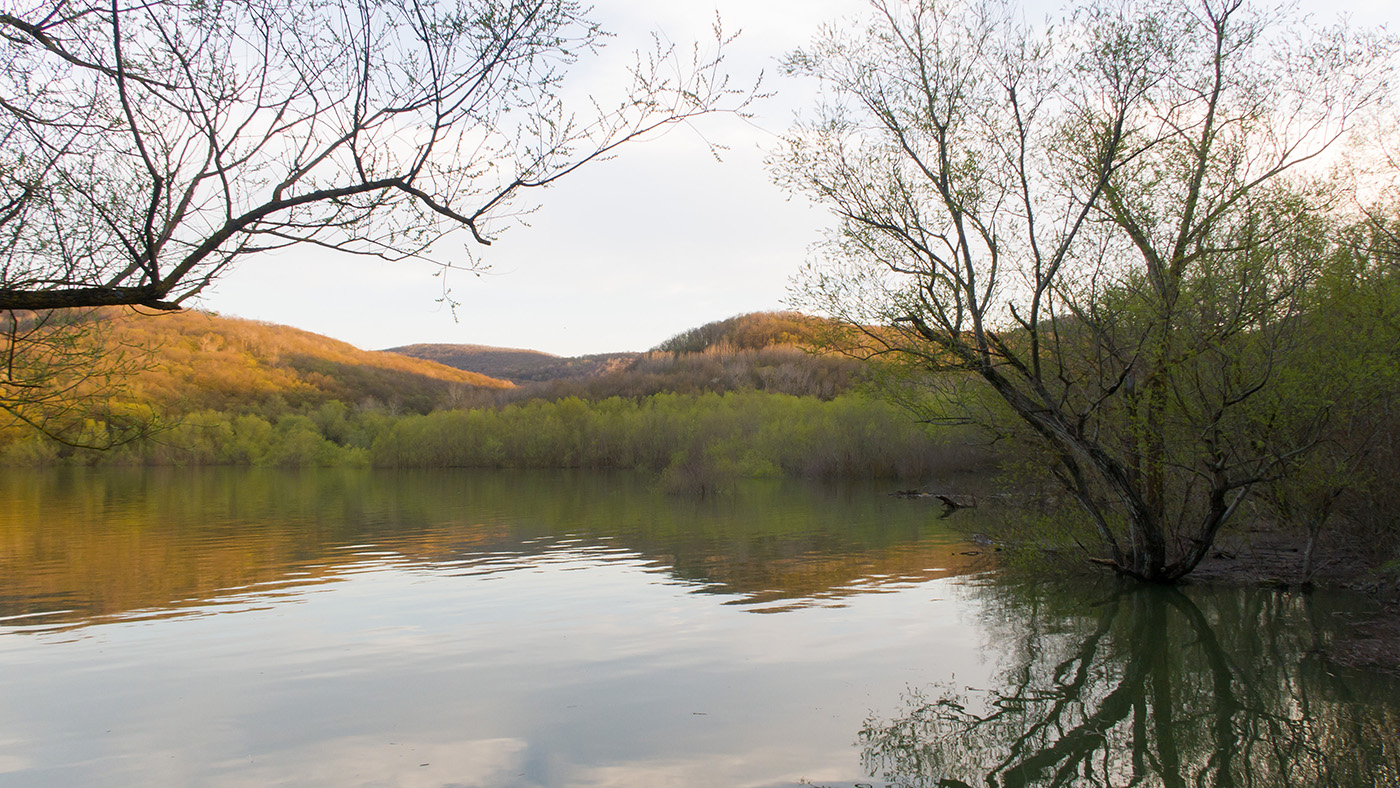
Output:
(196, 0), (1398, 358)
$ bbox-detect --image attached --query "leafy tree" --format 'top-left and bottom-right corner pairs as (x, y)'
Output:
(1255, 211), (1400, 582)
(775, 0), (1397, 580)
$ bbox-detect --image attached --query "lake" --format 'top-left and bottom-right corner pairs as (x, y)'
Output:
(1, 468), (1397, 787)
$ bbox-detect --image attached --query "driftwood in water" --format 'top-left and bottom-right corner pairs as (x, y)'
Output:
(892, 490), (978, 509)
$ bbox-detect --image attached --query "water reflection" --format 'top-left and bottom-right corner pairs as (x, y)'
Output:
(3, 469), (1399, 787)
(856, 581), (1400, 788)
(1, 467), (989, 631)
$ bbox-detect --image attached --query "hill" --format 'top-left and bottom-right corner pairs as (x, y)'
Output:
(385, 343), (638, 384)
(387, 312), (865, 403)
(651, 311), (827, 354)
(109, 309), (513, 414)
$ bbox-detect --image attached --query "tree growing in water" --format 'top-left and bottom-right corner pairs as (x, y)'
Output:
(774, 0), (1397, 581)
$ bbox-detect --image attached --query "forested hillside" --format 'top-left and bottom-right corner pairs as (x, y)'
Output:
(389, 312), (828, 384)
(650, 311), (826, 354)
(392, 311), (866, 405)
(0, 308), (517, 463)
(111, 309), (513, 412)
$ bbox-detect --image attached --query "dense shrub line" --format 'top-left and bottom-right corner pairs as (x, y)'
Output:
(373, 391), (981, 484)
(1, 392), (987, 487)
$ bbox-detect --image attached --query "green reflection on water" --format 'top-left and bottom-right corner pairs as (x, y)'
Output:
(856, 579), (1400, 788)
(1, 466), (987, 628)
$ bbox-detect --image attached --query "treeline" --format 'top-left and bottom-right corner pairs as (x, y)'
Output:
(1, 392), (989, 491)
(1, 399), (388, 468)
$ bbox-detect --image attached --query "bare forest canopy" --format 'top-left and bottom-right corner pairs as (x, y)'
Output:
(2, 308), (861, 430)
(650, 311), (829, 354)
(387, 312), (831, 382)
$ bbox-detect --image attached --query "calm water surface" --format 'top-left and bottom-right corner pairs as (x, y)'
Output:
(1, 468), (1396, 787)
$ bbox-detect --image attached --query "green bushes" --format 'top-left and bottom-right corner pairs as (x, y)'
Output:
(1, 390), (990, 482)
(48, 407), (382, 467)
(370, 391), (984, 483)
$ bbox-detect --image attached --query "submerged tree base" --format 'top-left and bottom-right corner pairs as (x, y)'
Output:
(956, 500), (1400, 671)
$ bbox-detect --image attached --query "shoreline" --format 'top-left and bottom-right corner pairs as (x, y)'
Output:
(1185, 524), (1400, 675)
(935, 490), (1400, 675)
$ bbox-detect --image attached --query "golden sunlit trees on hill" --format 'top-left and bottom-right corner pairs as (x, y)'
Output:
(114, 309), (511, 409)
(776, 0), (1398, 581)
(652, 312), (825, 354)
(0, 307), (516, 458)
(0, 0), (753, 442)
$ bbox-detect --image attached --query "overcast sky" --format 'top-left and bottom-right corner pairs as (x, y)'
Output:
(196, 0), (1398, 357)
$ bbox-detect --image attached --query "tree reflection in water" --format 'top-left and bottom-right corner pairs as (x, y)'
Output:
(857, 582), (1400, 788)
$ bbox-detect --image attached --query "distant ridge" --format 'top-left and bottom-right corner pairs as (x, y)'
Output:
(384, 312), (865, 402)
(386, 343), (639, 384)
(389, 312), (833, 384)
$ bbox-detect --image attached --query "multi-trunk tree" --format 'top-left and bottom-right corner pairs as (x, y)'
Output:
(775, 0), (1397, 580)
